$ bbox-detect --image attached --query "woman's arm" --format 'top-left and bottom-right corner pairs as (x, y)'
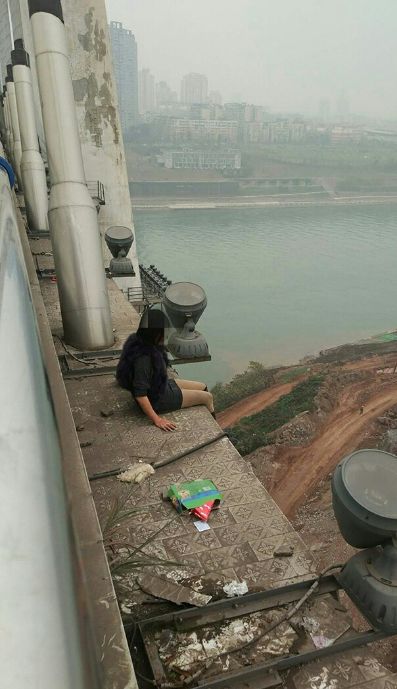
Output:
(135, 396), (177, 431)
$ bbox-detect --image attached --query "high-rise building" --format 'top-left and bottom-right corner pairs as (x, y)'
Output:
(180, 72), (208, 104)
(156, 80), (177, 107)
(139, 68), (155, 114)
(109, 21), (139, 131)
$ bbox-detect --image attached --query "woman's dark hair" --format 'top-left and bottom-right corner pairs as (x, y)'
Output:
(116, 308), (170, 396)
(137, 308), (169, 346)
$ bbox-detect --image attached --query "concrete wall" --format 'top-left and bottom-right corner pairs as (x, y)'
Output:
(62, 0), (141, 287)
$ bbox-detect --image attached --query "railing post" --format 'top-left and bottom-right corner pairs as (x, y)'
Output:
(28, 0), (113, 349)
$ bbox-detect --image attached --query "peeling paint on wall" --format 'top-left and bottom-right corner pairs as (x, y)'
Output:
(78, 7), (107, 61)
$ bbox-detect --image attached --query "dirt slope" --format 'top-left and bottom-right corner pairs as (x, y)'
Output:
(217, 377), (305, 429)
(271, 378), (397, 517)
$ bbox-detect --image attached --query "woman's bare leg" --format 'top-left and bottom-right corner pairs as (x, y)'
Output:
(175, 379), (207, 391)
(180, 389), (214, 413)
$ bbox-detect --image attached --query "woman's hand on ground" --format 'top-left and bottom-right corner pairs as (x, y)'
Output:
(154, 416), (177, 432)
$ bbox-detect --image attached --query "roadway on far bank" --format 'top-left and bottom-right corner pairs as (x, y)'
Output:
(132, 193), (397, 212)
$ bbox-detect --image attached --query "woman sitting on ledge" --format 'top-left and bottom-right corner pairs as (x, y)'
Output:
(116, 310), (214, 431)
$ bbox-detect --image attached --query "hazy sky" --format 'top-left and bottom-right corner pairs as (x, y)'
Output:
(105, 0), (397, 119)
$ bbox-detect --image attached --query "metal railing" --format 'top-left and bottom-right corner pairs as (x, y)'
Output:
(125, 264), (172, 311)
(0, 163), (95, 688)
(87, 179), (106, 206)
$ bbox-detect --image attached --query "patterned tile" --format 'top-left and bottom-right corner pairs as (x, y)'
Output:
(355, 655), (391, 681)
(249, 532), (306, 561)
(229, 501), (280, 523)
(162, 530), (221, 558)
(198, 542), (257, 572)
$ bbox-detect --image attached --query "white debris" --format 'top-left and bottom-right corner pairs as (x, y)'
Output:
(223, 580), (249, 597)
(116, 463), (155, 484)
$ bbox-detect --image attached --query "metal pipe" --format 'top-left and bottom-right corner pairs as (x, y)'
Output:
(12, 39), (49, 233)
(5, 64), (23, 189)
(3, 86), (13, 162)
(29, 0), (113, 350)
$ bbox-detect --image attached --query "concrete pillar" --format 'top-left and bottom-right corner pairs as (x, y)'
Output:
(5, 64), (23, 189)
(12, 39), (49, 232)
(29, 0), (113, 350)
(62, 0), (141, 292)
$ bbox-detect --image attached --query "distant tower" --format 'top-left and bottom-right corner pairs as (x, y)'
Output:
(109, 21), (139, 131)
(181, 72), (208, 104)
(139, 68), (155, 114)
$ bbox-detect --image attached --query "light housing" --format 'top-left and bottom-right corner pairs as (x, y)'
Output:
(105, 226), (135, 277)
(163, 282), (209, 359)
(332, 449), (397, 633)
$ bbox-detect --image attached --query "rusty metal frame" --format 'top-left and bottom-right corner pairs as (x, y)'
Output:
(138, 575), (391, 689)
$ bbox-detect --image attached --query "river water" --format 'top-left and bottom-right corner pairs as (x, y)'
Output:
(134, 205), (397, 387)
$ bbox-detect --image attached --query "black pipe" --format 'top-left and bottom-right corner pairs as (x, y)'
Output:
(28, 0), (64, 22)
(88, 431), (227, 481)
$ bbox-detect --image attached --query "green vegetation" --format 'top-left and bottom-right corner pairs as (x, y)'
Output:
(211, 361), (275, 412)
(228, 375), (324, 456)
(246, 142), (397, 172)
(277, 366), (309, 383)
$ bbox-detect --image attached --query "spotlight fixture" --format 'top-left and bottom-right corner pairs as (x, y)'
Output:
(332, 449), (397, 633)
(105, 226), (135, 277)
(162, 282), (209, 359)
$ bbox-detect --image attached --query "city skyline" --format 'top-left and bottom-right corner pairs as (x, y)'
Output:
(105, 0), (397, 120)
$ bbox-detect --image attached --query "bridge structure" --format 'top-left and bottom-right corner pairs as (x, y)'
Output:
(1, 2), (397, 689)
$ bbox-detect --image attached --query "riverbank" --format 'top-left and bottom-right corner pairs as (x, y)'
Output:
(133, 192), (397, 211)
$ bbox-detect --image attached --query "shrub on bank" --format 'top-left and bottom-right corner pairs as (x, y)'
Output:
(228, 375), (324, 456)
(211, 361), (275, 412)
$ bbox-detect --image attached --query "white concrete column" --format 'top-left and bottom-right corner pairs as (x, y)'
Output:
(12, 39), (48, 232)
(29, 0), (113, 350)
(5, 64), (23, 189)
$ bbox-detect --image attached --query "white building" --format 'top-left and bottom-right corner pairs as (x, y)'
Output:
(160, 148), (241, 171)
(169, 118), (238, 144)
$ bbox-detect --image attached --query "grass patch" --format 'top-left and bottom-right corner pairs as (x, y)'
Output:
(211, 361), (275, 412)
(228, 375), (324, 456)
(277, 366), (308, 383)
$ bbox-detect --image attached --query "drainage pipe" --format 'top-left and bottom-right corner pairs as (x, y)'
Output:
(12, 39), (49, 233)
(5, 64), (23, 189)
(28, 0), (113, 350)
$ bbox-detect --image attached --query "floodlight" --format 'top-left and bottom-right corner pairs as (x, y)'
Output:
(162, 282), (209, 359)
(332, 449), (397, 633)
(105, 226), (135, 276)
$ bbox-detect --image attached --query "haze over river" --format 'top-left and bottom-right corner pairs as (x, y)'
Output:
(135, 205), (397, 387)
